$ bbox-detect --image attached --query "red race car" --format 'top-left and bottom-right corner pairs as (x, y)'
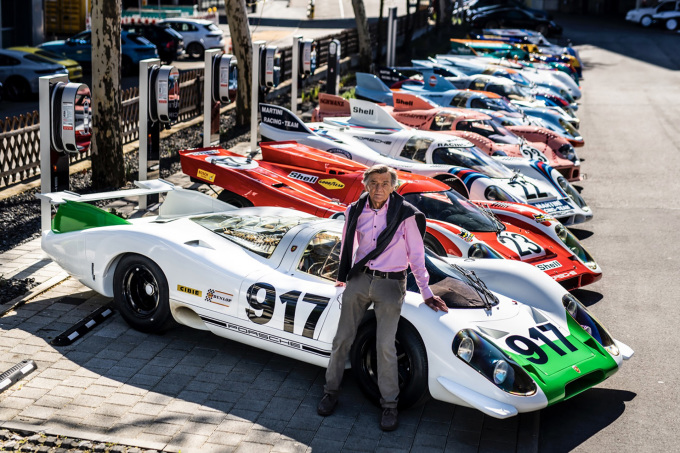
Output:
(312, 92), (582, 181)
(180, 142), (600, 289)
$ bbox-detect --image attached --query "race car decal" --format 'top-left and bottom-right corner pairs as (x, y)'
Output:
(533, 213), (555, 223)
(186, 150), (220, 156)
(448, 168), (489, 189)
(245, 282), (330, 339)
(520, 147), (548, 162)
(535, 260), (562, 271)
(260, 104), (311, 133)
(497, 232), (543, 258)
(533, 199), (574, 215)
(205, 289), (233, 307)
(327, 148), (353, 159)
(491, 202), (511, 208)
(507, 179), (548, 200)
(354, 136), (393, 145)
(197, 169), (216, 183)
(288, 171), (319, 184)
(505, 322), (577, 364)
(554, 270), (578, 280)
(200, 315), (331, 357)
(459, 230), (475, 242)
(318, 179), (345, 190)
(530, 161), (567, 197)
(178, 285), (202, 297)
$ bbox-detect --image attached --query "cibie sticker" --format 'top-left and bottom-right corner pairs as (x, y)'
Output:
(458, 230), (475, 242)
(178, 285), (202, 297)
(186, 150), (221, 156)
(536, 260), (562, 271)
(533, 213), (554, 223)
(197, 168), (216, 182)
(205, 289), (233, 307)
(288, 171), (318, 184)
(318, 179), (345, 190)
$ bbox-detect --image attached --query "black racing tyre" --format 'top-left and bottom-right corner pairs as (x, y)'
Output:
(187, 42), (205, 59)
(217, 190), (254, 208)
(437, 176), (469, 199)
(3, 77), (30, 102)
(640, 15), (652, 27)
(424, 233), (446, 256)
(113, 254), (175, 333)
(351, 317), (430, 409)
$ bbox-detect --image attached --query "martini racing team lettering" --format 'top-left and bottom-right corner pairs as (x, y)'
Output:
(505, 322), (577, 364)
(178, 285), (202, 297)
(534, 200), (572, 212)
(245, 282), (330, 338)
(288, 171), (319, 184)
(260, 105), (306, 131)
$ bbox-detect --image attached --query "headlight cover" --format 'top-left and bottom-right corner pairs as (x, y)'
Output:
(554, 224), (597, 268)
(468, 243), (504, 259)
(562, 293), (619, 356)
(485, 185), (520, 203)
(452, 330), (537, 395)
(556, 176), (588, 209)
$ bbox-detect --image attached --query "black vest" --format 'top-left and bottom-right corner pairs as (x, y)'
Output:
(337, 191), (426, 283)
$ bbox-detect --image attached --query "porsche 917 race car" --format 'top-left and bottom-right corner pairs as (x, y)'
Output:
(312, 92), (581, 181)
(38, 182), (632, 418)
(180, 142), (601, 289)
(259, 101), (591, 225)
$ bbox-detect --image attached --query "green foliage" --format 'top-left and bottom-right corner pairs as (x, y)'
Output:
(341, 88), (356, 100)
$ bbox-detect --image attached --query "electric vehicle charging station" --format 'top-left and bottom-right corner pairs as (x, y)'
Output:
(39, 75), (92, 231)
(291, 36), (317, 113)
(139, 59), (180, 209)
(386, 7), (398, 67)
(326, 39), (341, 95)
(250, 41), (280, 153)
(204, 50), (237, 147)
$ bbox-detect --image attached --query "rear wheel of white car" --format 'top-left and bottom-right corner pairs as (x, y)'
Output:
(640, 15), (652, 27)
(217, 190), (254, 208)
(351, 317), (430, 409)
(666, 18), (678, 30)
(114, 254), (175, 333)
(187, 42), (205, 59)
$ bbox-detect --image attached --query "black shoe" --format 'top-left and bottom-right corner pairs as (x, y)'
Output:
(317, 393), (338, 416)
(380, 408), (399, 431)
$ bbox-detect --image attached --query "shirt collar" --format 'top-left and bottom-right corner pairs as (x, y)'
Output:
(364, 195), (390, 213)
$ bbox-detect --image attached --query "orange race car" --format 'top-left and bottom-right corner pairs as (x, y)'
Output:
(180, 141), (601, 289)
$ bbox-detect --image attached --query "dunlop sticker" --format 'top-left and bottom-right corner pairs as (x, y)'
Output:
(205, 289), (233, 307)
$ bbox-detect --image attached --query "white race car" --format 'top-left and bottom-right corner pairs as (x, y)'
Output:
(39, 182), (632, 418)
(259, 101), (592, 225)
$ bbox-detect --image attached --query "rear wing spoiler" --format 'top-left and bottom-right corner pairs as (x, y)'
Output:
(37, 179), (177, 205)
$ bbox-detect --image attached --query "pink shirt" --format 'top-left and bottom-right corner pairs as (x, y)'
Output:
(342, 198), (434, 300)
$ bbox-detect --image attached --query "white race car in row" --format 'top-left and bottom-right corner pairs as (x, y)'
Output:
(39, 182), (632, 418)
(259, 101), (592, 225)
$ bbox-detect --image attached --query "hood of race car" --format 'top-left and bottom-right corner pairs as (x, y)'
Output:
(474, 305), (619, 405)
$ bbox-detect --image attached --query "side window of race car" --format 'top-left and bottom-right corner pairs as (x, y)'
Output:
(400, 136), (433, 163)
(297, 231), (342, 281)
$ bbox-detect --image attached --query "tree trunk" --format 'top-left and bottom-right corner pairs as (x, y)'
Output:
(224, 0), (253, 127)
(351, 0), (373, 72)
(90, 0), (124, 190)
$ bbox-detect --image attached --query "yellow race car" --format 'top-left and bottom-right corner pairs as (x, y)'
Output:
(8, 46), (82, 81)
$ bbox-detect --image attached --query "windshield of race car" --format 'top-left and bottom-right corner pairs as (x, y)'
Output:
(431, 146), (515, 178)
(403, 191), (498, 232)
(192, 214), (315, 258)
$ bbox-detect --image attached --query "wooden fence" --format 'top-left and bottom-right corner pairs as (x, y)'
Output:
(0, 9), (429, 189)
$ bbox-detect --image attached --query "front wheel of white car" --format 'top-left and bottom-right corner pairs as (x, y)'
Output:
(351, 318), (430, 409)
(666, 18), (678, 30)
(114, 254), (175, 333)
(640, 15), (652, 27)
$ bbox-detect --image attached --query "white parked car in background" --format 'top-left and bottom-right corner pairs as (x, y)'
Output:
(158, 18), (225, 59)
(626, 0), (680, 27)
(0, 49), (68, 101)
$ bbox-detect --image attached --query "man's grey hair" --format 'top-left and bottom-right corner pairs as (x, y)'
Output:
(362, 164), (398, 187)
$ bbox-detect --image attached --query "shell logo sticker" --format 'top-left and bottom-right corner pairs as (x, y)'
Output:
(178, 285), (202, 297)
(318, 178), (345, 190)
(197, 168), (216, 183)
(429, 75), (437, 87)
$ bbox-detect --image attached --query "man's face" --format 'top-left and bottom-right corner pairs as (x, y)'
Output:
(365, 172), (394, 208)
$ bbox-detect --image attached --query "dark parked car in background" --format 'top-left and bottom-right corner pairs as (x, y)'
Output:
(467, 6), (562, 36)
(121, 23), (185, 64)
(457, 0), (553, 21)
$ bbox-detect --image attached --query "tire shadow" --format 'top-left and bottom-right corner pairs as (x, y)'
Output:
(539, 388), (637, 453)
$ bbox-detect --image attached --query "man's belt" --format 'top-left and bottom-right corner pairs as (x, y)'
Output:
(362, 266), (406, 280)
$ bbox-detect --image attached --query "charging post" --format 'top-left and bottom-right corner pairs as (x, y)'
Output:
(250, 41), (279, 153)
(326, 39), (341, 95)
(291, 36), (316, 114)
(204, 50), (237, 147)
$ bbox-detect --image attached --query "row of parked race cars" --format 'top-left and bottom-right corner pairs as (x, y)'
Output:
(40, 28), (633, 419)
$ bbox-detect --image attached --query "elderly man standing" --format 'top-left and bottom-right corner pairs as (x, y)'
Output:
(317, 164), (448, 431)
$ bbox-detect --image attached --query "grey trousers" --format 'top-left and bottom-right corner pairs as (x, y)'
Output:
(324, 272), (406, 409)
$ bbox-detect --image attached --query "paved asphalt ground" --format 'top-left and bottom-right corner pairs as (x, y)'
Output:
(1, 13), (679, 453)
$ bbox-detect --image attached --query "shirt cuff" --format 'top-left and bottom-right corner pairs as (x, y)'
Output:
(420, 286), (434, 301)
